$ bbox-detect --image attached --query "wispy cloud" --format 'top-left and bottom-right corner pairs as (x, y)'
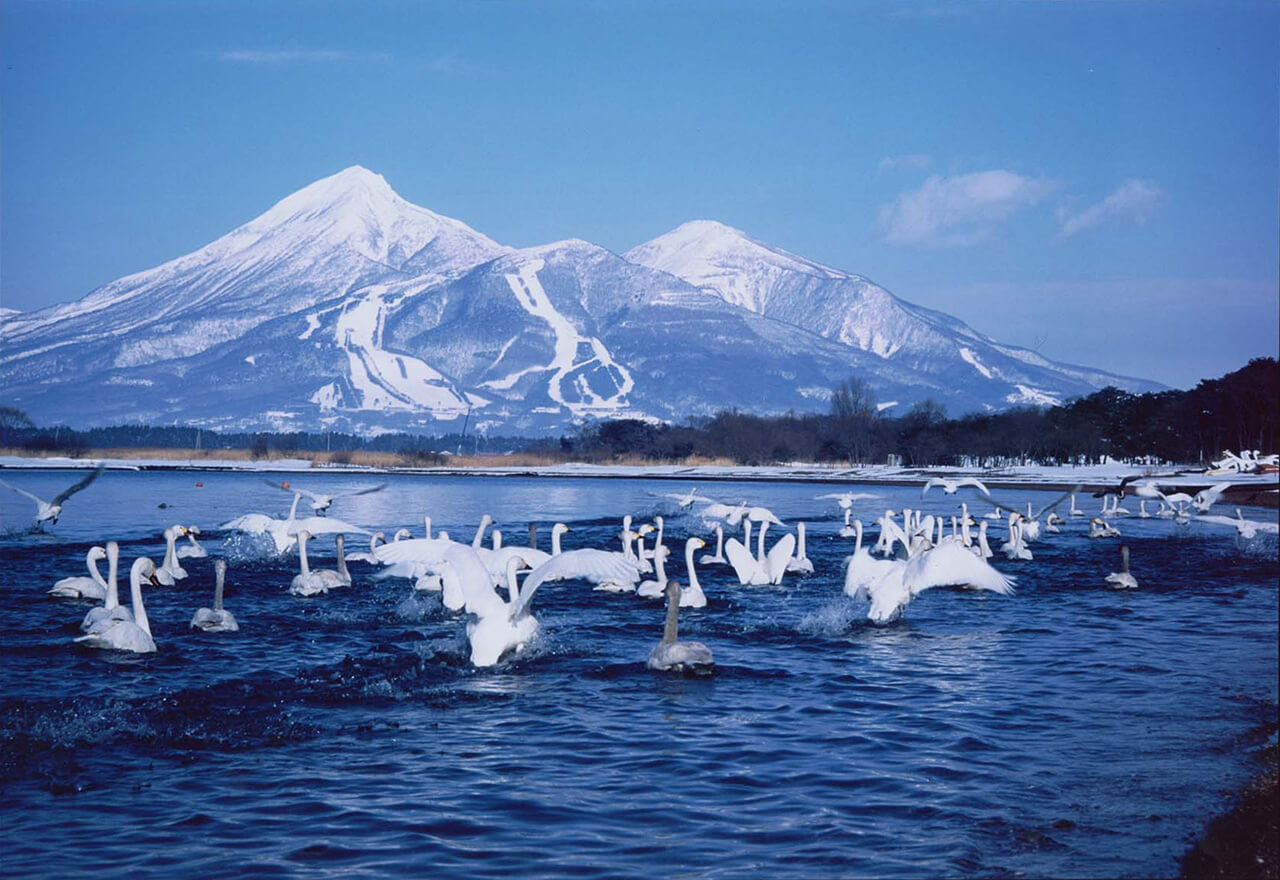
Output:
(878, 170), (1057, 246)
(1057, 179), (1165, 239)
(217, 48), (391, 65)
(878, 153), (933, 173)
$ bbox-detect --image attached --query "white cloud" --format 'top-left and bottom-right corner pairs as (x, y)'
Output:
(877, 153), (933, 172)
(1057, 179), (1165, 239)
(878, 170), (1057, 246)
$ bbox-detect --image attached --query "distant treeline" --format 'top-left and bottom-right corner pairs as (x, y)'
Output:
(0, 413), (529, 462)
(539, 358), (1279, 467)
(2, 358), (1275, 468)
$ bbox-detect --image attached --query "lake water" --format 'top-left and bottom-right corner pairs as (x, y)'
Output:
(1, 469), (1276, 878)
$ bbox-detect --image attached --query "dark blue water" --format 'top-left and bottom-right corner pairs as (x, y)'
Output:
(1, 470), (1276, 878)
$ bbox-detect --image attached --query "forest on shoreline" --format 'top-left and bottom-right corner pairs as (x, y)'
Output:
(1, 358), (1275, 468)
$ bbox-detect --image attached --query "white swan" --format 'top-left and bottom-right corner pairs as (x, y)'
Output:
(192, 559), (240, 631)
(221, 492), (370, 554)
(81, 543), (132, 634)
(864, 541), (1015, 624)
(176, 526), (208, 559)
(844, 520), (896, 600)
(1088, 517), (1121, 539)
(1192, 482), (1233, 514)
(1137, 500), (1151, 519)
(817, 491), (879, 512)
(1104, 545), (1138, 590)
(662, 487), (715, 509)
(785, 522), (814, 574)
(678, 538), (708, 608)
(699, 524), (726, 564)
(262, 479), (386, 513)
(1000, 515), (1033, 560)
(1068, 493), (1085, 517)
(75, 557), (158, 653)
(289, 530), (344, 596)
(0, 464), (103, 529)
(723, 519), (794, 586)
(636, 539), (669, 598)
(922, 477), (990, 497)
(50, 545), (109, 599)
(987, 486), (1079, 543)
(1234, 508), (1259, 540)
(647, 580), (713, 672)
(346, 531), (386, 564)
(153, 526), (190, 586)
(466, 558), (540, 668)
(472, 514), (494, 549)
(838, 508), (857, 538)
(972, 521), (994, 560)
(374, 538), (500, 613)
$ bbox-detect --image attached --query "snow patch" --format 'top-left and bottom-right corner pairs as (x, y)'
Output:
(1005, 385), (1061, 407)
(244, 355), (257, 366)
(958, 346), (993, 379)
(876, 400), (899, 412)
(298, 313), (322, 340)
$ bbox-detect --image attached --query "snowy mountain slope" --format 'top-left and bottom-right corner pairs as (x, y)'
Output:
(626, 220), (1160, 406)
(1, 168), (1162, 433)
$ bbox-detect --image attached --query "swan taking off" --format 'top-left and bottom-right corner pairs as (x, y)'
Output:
(0, 464), (104, 530)
(262, 479), (386, 514)
(1105, 545), (1138, 590)
(75, 557), (159, 654)
(922, 477), (990, 497)
(50, 545), (109, 599)
(864, 542), (1016, 624)
(647, 580), (714, 672)
(192, 559), (240, 632)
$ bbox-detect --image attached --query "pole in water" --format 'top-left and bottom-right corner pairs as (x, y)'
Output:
(529, 523), (538, 550)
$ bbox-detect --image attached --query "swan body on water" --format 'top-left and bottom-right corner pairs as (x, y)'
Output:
(1088, 518), (1121, 539)
(289, 530), (344, 596)
(0, 465), (103, 529)
(647, 580), (714, 672)
(699, 524), (726, 565)
(786, 522), (815, 574)
(176, 526), (208, 559)
(192, 559), (240, 631)
(76, 557), (158, 653)
(1104, 545), (1138, 590)
(346, 532), (386, 564)
(50, 545), (109, 599)
(154, 526), (190, 585)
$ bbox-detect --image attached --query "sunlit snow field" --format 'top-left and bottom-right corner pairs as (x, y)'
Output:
(1, 470), (1276, 878)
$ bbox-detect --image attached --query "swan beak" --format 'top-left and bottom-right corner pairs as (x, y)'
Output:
(148, 573), (162, 586)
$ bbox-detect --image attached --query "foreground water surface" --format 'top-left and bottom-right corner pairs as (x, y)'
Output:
(1, 470), (1276, 878)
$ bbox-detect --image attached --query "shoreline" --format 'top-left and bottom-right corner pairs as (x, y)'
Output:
(2, 452), (1277, 508)
(1181, 741), (1279, 879)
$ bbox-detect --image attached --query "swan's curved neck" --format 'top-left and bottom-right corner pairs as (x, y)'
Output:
(472, 516), (490, 548)
(162, 530), (179, 569)
(685, 541), (700, 592)
(662, 587), (679, 644)
(298, 534), (311, 576)
(104, 548), (119, 609)
(88, 549), (107, 588)
(131, 565), (151, 636)
(214, 564), (225, 611)
(336, 536), (349, 580)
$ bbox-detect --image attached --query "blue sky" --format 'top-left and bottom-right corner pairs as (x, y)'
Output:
(2, 0), (1276, 388)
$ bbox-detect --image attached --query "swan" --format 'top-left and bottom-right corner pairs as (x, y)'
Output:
(191, 559), (240, 631)
(472, 514), (494, 548)
(176, 526), (208, 559)
(1192, 482), (1233, 514)
(289, 530), (343, 596)
(987, 486), (1079, 543)
(221, 492), (370, 554)
(638, 516), (666, 568)
(636, 539), (669, 598)
(838, 508), (857, 538)
(972, 520), (994, 560)
(374, 538), (501, 613)
(346, 531), (386, 564)
(699, 524), (726, 564)
(746, 505), (783, 526)
(1045, 512), (1063, 534)
(1068, 493), (1085, 517)
(509, 545), (642, 618)
(724, 519), (794, 586)
(844, 520), (896, 600)
(75, 557), (158, 653)
(478, 543), (552, 587)
(50, 545), (109, 599)
(647, 580), (714, 672)
(864, 541), (1015, 624)
(1088, 517), (1121, 539)
(1137, 500), (1150, 519)
(466, 558), (540, 668)
(153, 526), (190, 586)
(679, 538), (708, 608)
(817, 491), (879, 511)
(80, 543), (132, 634)
(661, 487), (715, 509)
(262, 479), (386, 513)
(698, 501), (749, 527)
(0, 464), (103, 529)
(786, 522), (814, 574)
(1000, 515), (1033, 561)
(922, 477), (990, 497)
(1105, 545), (1138, 590)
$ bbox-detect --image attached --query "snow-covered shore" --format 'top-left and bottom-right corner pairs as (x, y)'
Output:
(2, 453), (1276, 505)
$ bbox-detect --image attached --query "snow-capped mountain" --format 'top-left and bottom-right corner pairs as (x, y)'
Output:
(626, 220), (1147, 407)
(0, 168), (1160, 433)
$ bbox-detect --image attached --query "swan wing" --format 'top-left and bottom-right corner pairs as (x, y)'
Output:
(512, 549), (640, 618)
(50, 465), (105, 506)
(289, 516), (370, 537)
(723, 538), (759, 585)
(903, 543), (1016, 596)
(956, 478), (991, 496)
(0, 478), (45, 506)
(338, 483), (388, 498)
(1032, 485), (1083, 519)
(262, 479), (322, 502)
(374, 537), (462, 565)
(220, 513), (279, 532)
(765, 533), (796, 584)
(921, 478), (945, 495)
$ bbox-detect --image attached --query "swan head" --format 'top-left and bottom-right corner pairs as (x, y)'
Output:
(188, 525), (202, 535)
(215, 558), (227, 579)
(133, 556), (160, 585)
(296, 529), (312, 541)
(663, 579), (682, 602)
(654, 516), (664, 528)
(637, 524), (655, 536)
(687, 537), (706, 550)
(88, 545), (108, 561)
(552, 523), (570, 536)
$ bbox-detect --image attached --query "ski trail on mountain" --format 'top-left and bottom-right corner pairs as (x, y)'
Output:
(502, 260), (634, 415)
(334, 284), (476, 415)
